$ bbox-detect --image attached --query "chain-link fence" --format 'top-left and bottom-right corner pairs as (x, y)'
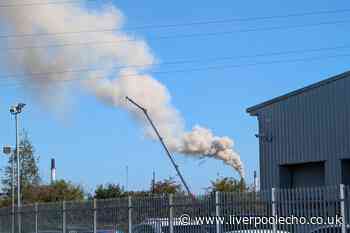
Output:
(0, 185), (349, 233)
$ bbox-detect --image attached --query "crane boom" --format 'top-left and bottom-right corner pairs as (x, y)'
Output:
(125, 96), (193, 197)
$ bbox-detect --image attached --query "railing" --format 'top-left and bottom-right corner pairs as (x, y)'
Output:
(0, 185), (349, 233)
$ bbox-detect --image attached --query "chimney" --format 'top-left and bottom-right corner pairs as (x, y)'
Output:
(51, 158), (56, 184)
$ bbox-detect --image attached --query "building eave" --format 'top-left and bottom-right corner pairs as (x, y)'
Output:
(246, 70), (350, 116)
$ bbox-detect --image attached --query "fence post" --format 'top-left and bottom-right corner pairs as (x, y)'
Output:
(271, 188), (277, 233)
(340, 184), (346, 233)
(62, 201), (66, 233)
(12, 204), (15, 233)
(169, 194), (174, 233)
(35, 203), (38, 233)
(93, 199), (97, 233)
(128, 196), (132, 233)
(215, 192), (221, 233)
(12, 204), (14, 233)
(18, 205), (21, 233)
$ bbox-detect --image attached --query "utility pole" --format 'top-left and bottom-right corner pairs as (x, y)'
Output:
(253, 170), (257, 192)
(10, 103), (25, 233)
(15, 113), (20, 233)
(152, 170), (155, 193)
(126, 165), (129, 192)
(125, 97), (193, 197)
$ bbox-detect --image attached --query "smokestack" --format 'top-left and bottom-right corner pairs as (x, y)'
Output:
(51, 158), (56, 184)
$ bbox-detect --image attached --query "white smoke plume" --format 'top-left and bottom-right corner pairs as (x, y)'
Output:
(0, 2), (244, 177)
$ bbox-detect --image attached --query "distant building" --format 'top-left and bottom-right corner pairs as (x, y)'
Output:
(247, 71), (350, 190)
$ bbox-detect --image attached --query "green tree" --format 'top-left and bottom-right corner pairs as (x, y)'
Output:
(22, 180), (85, 203)
(1, 131), (41, 196)
(208, 177), (247, 193)
(152, 177), (183, 194)
(90, 177), (184, 200)
(93, 183), (126, 199)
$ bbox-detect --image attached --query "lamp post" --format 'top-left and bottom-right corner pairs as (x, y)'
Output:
(2, 145), (14, 233)
(10, 103), (25, 233)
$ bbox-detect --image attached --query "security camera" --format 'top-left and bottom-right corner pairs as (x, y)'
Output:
(10, 106), (16, 114)
(255, 133), (272, 142)
(10, 103), (26, 114)
(17, 103), (26, 110)
(16, 103), (25, 113)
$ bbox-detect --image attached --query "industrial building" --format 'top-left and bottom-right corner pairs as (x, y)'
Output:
(247, 71), (350, 190)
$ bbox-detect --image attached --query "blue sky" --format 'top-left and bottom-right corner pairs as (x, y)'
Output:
(0, 0), (349, 194)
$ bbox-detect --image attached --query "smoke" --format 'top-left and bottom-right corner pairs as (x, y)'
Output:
(0, 2), (244, 177)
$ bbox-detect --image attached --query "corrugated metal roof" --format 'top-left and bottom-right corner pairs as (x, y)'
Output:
(246, 70), (350, 115)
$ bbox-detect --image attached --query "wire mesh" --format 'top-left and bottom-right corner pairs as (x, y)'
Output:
(65, 199), (94, 233)
(132, 195), (168, 233)
(0, 186), (348, 233)
(96, 197), (129, 233)
(276, 185), (340, 233)
(220, 190), (272, 233)
(20, 203), (35, 233)
(0, 206), (12, 233)
(37, 201), (62, 233)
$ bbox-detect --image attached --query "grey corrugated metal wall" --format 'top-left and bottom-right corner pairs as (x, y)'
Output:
(252, 73), (350, 190)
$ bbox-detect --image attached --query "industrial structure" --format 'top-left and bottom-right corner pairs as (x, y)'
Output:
(247, 71), (350, 190)
(50, 158), (56, 184)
